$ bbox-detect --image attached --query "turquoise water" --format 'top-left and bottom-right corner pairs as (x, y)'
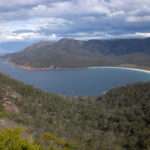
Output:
(0, 60), (150, 96)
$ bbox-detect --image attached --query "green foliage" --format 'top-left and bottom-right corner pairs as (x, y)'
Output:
(0, 111), (9, 118)
(0, 104), (9, 118)
(0, 128), (76, 150)
(40, 132), (77, 150)
(0, 128), (42, 150)
(0, 73), (150, 150)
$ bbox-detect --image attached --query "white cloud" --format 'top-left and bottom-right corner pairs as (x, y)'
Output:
(0, 0), (150, 42)
(0, 16), (72, 41)
(0, 0), (41, 6)
(135, 32), (150, 38)
(127, 16), (150, 23)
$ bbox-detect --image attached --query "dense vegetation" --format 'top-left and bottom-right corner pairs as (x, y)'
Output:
(0, 128), (76, 150)
(5, 38), (150, 68)
(0, 128), (41, 150)
(0, 73), (149, 149)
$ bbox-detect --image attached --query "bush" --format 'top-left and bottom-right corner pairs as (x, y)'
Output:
(0, 128), (42, 150)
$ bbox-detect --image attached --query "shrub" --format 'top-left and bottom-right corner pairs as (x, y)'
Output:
(0, 128), (42, 150)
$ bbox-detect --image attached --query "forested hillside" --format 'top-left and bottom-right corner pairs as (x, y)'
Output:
(0, 73), (149, 149)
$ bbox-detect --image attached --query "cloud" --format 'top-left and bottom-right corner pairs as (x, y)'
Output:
(127, 16), (150, 23)
(0, 0), (150, 42)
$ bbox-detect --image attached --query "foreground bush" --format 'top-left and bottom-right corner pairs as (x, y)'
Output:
(0, 128), (42, 150)
(0, 128), (76, 150)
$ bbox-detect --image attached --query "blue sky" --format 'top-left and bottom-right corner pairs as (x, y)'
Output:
(0, 0), (150, 43)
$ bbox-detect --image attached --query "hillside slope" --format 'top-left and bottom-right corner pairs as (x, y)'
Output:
(6, 38), (150, 68)
(0, 73), (150, 149)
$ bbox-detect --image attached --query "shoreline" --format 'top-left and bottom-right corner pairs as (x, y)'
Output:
(14, 64), (150, 74)
(5, 60), (150, 74)
(87, 66), (150, 74)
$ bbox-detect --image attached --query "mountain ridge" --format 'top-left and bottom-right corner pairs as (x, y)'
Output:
(5, 38), (150, 68)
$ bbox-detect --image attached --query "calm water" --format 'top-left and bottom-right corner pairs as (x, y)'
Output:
(0, 59), (150, 96)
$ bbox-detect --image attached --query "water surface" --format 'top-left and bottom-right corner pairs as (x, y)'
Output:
(0, 59), (149, 96)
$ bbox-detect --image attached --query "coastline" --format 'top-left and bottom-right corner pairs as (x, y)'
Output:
(87, 66), (150, 74)
(9, 61), (57, 71)
(6, 60), (150, 74)
(16, 65), (150, 74)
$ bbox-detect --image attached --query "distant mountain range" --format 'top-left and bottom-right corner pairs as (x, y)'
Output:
(5, 38), (150, 68)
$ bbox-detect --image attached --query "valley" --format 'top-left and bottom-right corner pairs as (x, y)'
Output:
(1, 0), (150, 149)
(0, 72), (149, 150)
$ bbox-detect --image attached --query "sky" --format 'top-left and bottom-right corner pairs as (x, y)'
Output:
(0, 0), (150, 44)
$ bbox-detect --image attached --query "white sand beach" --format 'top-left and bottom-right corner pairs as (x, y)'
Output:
(88, 66), (150, 74)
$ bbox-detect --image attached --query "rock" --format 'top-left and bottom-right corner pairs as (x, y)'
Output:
(2, 101), (19, 113)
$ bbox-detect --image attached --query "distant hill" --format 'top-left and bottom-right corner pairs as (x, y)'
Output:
(5, 38), (150, 68)
(0, 72), (150, 149)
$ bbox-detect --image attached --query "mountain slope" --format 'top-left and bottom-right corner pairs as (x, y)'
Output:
(0, 72), (150, 149)
(6, 38), (150, 68)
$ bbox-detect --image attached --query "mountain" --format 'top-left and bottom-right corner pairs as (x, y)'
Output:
(0, 72), (150, 149)
(5, 38), (150, 68)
